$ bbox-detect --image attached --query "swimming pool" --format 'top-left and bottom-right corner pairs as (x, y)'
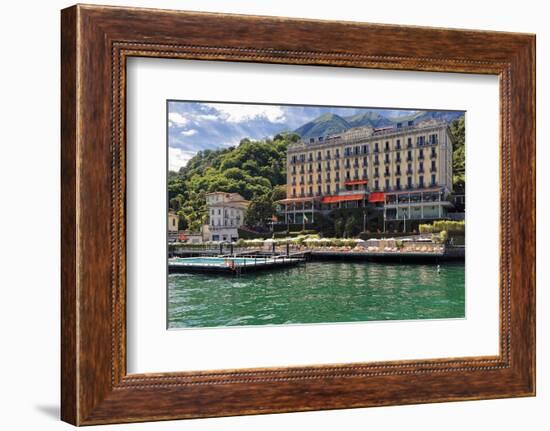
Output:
(169, 257), (277, 266)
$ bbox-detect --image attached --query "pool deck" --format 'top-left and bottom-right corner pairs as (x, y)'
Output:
(168, 256), (306, 274)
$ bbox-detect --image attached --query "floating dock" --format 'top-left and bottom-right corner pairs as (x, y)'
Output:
(168, 256), (306, 274)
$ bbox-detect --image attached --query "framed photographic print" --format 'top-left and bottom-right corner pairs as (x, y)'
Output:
(61, 4), (536, 425)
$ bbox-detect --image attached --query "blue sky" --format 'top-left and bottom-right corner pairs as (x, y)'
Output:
(167, 101), (417, 171)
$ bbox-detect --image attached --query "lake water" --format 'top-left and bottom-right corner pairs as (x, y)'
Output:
(167, 261), (465, 328)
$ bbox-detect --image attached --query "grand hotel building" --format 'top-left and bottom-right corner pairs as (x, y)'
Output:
(277, 119), (456, 226)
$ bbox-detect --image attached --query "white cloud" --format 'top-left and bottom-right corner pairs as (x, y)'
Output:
(169, 147), (195, 171)
(180, 129), (197, 136)
(204, 103), (286, 123)
(168, 112), (189, 127)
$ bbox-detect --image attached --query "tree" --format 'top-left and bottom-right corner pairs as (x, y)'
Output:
(244, 195), (275, 227)
(449, 116), (465, 193)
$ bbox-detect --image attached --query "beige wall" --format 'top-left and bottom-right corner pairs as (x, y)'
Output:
(168, 212), (178, 232)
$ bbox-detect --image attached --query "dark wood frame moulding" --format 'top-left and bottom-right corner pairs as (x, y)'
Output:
(61, 3), (536, 426)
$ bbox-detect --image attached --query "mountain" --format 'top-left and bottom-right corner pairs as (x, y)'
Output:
(294, 113), (351, 140)
(344, 111), (393, 129)
(293, 110), (464, 141)
(389, 110), (463, 124)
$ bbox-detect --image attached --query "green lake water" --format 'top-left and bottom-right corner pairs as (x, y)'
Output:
(167, 261), (465, 329)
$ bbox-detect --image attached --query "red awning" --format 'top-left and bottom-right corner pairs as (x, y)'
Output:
(321, 194), (365, 204)
(368, 192), (385, 203)
(344, 179), (368, 186)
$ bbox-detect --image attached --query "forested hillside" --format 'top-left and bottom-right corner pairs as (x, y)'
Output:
(168, 133), (297, 231)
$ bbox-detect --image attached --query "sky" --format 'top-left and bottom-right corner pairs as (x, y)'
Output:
(167, 101), (418, 172)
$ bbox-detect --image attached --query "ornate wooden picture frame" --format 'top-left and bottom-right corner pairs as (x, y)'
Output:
(61, 4), (535, 425)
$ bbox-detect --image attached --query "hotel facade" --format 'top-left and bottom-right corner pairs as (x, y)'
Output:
(277, 119), (456, 226)
(203, 192), (250, 242)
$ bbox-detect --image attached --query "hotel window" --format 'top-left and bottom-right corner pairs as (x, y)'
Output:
(326, 150), (331, 159)
(336, 184), (340, 193)
(317, 185), (322, 195)
(291, 155), (297, 163)
(375, 180), (379, 190)
(407, 137), (412, 148)
(396, 139), (401, 150)
(431, 160), (436, 171)
(407, 176), (412, 188)
(419, 162), (424, 173)
(317, 174), (322, 183)
(363, 156), (368, 167)
(317, 163), (322, 172)
(326, 161), (331, 169)
(308, 153), (313, 162)
(384, 141), (390, 151)
(407, 150), (412, 161)
(385, 178), (390, 190)
(362, 144), (368, 154)
(417, 136), (425, 146)
(309, 186), (313, 195)
(317, 151), (322, 160)
(211, 209), (214, 215)
(429, 133), (438, 144)
(292, 188), (296, 197)
(346, 171), (350, 180)
(396, 165), (401, 175)
(396, 178), (401, 190)
(354, 169), (359, 179)
(218, 209), (221, 215)
(336, 172), (340, 181)
(345, 147), (352, 156)
(300, 187), (304, 196)
(375, 167), (379, 177)
(335, 148), (340, 158)
(335, 160), (340, 169)
(326, 184), (331, 194)
(292, 166), (296, 174)
(354, 146), (360, 155)
(431, 174), (436, 185)
(363, 168), (367, 178)
(374, 143), (379, 153)
(419, 149), (424, 159)
(300, 154), (305, 162)
(419, 175), (425, 188)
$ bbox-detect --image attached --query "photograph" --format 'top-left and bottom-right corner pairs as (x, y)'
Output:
(167, 101), (466, 329)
